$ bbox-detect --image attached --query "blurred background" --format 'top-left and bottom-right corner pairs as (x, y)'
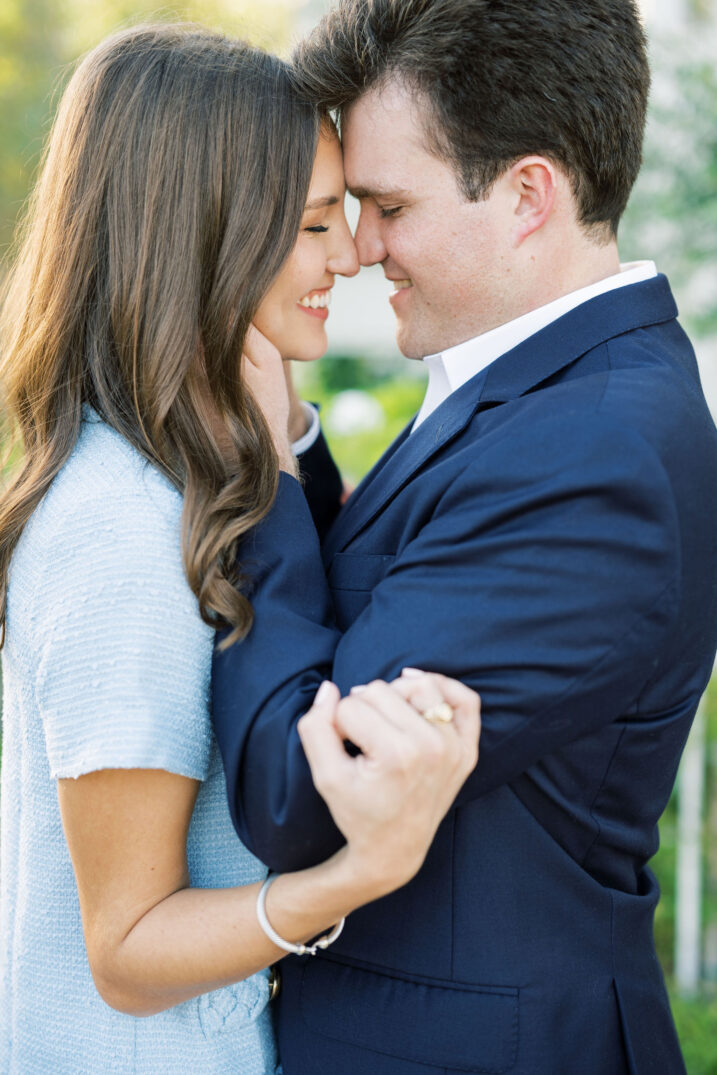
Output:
(1, 0), (716, 1068)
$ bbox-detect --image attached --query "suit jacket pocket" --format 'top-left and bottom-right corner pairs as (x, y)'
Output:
(300, 957), (519, 1074)
(328, 552), (395, 629)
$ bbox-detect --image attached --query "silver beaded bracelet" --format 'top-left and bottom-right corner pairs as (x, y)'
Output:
(256, 874), (346, 956)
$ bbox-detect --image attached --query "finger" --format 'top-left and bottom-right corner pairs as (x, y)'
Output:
(418, 674), (481, 758)
(349, 680), (442, 737)
(394, 671), (480, 759)
(333, 693), (412, 760)
(383, 675), (448, 723)
(398, 669), (480, 720)
(297, 682), (353, 793)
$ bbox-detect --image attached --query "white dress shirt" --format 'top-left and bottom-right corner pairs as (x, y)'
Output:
(291, 399), (321, 456)
(412, 261), (658, 430)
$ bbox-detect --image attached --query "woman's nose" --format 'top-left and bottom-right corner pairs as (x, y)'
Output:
(328, 221), (360, 278)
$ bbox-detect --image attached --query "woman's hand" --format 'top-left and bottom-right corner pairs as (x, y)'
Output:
(241, 325), (296, 474)
(284, 359), (311, 443)
(297, 672), (480, 901)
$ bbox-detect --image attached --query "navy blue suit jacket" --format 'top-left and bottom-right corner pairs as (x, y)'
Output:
(212, 276), (717, 1075)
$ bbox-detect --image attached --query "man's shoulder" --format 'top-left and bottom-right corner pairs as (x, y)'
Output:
(480, 313), (710, 458)
(447, 342), (714, 508)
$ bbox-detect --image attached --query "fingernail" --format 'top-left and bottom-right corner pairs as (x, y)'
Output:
(350, 684), (367, 694)
(401, 667), (424, 678)
(315, 680), (333, 705)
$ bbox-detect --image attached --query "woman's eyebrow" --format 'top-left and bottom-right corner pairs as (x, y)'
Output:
(304, 195), (341, 210)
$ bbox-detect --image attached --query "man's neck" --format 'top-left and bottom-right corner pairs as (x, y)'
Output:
(492, 239), (622, 334)
(528, 241), (621, 312)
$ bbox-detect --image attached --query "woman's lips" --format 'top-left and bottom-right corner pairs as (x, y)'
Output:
(298, 288), (331, 320)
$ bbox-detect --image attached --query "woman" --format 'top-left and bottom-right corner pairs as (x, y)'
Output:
(0, 23), (480, 1075)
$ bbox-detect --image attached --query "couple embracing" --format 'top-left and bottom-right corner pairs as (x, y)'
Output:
(1, 2), (715, 1074)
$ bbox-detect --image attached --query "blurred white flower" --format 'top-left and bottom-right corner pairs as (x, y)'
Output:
(327, 390), (384, 435)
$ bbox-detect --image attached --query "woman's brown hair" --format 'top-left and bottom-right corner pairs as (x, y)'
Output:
(0, 23), (320, 647)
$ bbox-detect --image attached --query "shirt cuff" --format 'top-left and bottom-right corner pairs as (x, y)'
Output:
(291, 402), (321, 456)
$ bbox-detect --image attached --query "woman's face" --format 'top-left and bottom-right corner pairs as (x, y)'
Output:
(253, 129), (359, 361)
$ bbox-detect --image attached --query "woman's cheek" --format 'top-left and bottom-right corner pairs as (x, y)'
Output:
(253, 294), (284, 343)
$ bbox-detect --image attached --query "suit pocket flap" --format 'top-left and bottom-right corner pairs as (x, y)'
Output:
(328, 552), (395, 592)
(300, 957), (519, 1073)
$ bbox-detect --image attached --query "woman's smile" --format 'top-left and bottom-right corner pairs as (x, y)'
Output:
(253, 128), (358, 361)
(298, 287), (332, 319)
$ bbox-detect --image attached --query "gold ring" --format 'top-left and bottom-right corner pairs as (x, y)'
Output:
(421, 702), (454, 724)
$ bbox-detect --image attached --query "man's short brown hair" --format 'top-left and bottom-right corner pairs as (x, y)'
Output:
(293, 0), (651, 238)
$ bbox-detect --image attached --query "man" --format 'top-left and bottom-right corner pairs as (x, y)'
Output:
(213, 2), (717, 1072)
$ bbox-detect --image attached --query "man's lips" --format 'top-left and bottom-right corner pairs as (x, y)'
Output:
(388, 278), (413, 306)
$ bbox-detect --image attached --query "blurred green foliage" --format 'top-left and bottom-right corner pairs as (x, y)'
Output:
(0, 0), (64, 254)
(670, 989), (717, 1075)
(295, 355), (426, 484)
(621, 38), (717, 336)
(655, 679), (717, 1072)
(0, 0), (292, 255)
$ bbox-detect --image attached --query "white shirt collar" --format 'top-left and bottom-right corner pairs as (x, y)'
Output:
(413, 260), (657, 429)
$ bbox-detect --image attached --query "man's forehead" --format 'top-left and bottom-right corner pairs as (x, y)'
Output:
(345, 81), (426, 136)
(342, 84), (431, 197)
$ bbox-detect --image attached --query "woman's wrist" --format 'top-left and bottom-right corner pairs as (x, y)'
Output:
(264, 843), (414, 948)
(257, 875), (345, 955)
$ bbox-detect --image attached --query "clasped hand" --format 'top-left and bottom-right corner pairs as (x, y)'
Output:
(298, 671), (481, 899)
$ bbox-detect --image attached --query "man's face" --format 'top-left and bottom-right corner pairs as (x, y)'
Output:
(342, 80), (513, 359)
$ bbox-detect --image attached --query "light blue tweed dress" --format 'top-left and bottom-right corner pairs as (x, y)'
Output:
(0, 408), (278, 1074)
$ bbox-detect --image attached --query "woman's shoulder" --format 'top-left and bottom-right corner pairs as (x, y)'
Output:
(11, 410), (215, 783)
(53, 408), (181, 528)
(12, 409), (197, 634)
(23, 409), (182, 566)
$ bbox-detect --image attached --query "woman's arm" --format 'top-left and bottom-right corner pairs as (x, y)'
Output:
(59, 674), (479, 1017)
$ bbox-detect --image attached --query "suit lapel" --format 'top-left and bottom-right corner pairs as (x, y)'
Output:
(322, 384), (484, 562)
(321, 422), (411, 565)
(322, 275), (679, 561)
(477, 273), (677, 406)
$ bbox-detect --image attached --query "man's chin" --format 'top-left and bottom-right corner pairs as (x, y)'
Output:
(395, 324), (434, 361)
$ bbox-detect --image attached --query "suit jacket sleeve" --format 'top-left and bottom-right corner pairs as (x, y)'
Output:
(212, 412), (681, 872)
(296, 425), (343, 542)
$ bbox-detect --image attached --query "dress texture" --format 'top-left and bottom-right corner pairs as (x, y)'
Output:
(0, 409), (277, 1073)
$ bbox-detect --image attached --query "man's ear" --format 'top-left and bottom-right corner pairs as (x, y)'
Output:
(507, 156), (558, 248)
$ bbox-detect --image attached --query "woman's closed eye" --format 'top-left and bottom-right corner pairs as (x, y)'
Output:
(305, 224), (329, 233)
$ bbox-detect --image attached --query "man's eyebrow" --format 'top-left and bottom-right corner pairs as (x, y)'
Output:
(348, 186), (411, 201)
(304, 195), (341, 210)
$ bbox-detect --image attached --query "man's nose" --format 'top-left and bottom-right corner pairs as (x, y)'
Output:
(354, 208), (387, 268)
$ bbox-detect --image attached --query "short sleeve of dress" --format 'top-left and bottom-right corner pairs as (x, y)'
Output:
(33, 455), (215, 781)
